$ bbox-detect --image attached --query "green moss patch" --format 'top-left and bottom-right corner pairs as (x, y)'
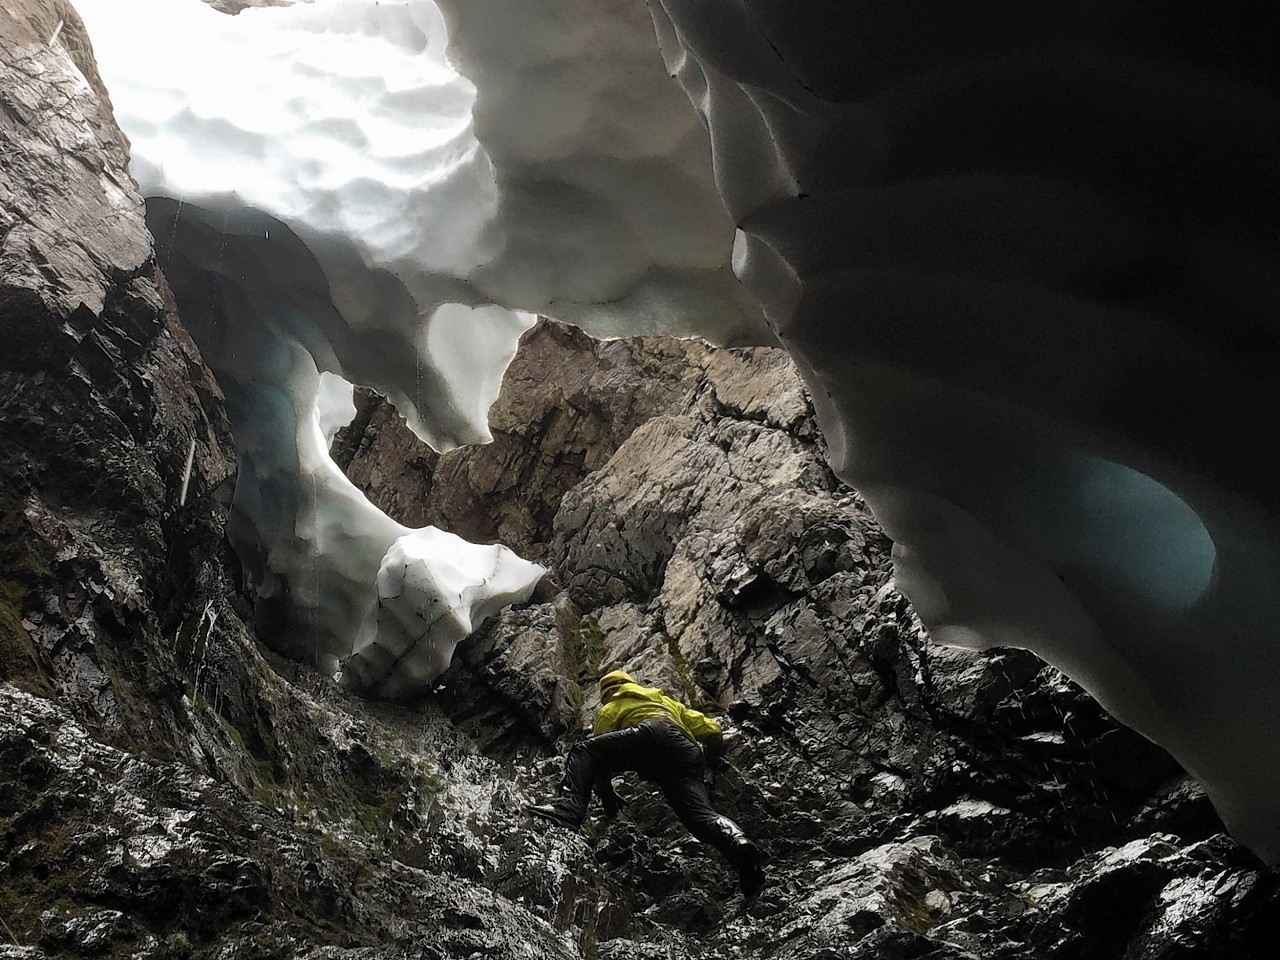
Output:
(0, 496), (56, 697)
(566, 613), (607, 684)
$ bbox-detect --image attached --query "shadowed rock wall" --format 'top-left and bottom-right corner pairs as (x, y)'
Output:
(1, 5), (572, 955)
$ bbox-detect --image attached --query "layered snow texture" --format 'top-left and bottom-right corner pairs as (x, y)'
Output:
(347, 533), (548, 699)
(74, 0), (1280, 861)
(73, 0), (546, 690)
(147, 191), (544, 683)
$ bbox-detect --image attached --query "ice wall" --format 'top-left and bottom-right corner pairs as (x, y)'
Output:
(72, 0), (1280, 861)
(74, 0), (547, 687)
(625, 0), (1280, 862)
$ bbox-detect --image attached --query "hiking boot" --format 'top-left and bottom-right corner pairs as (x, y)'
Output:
(729, 838), (766, 898)
(528, 800), (584, 828)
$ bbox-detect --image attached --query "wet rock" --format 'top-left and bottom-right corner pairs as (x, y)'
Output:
(419, 323), (1278, 959)
(37, 908), (127, 954)
(433, 597), (583, 750)
(3, 9), (573, 955)
(2, 0), (236, 756)
(0, 684), (582, 958)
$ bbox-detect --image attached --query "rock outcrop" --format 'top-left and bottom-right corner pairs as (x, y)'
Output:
(343, 318), (1279, 958)
(333, 319), (752, 564)
(2, 0), (232, 747)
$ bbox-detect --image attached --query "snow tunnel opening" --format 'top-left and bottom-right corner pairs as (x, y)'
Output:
(141, 194), (547, 692)
(1017, 450), (1217, 616)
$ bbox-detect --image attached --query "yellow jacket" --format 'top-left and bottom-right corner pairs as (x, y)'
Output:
(593, 682), (722, 743)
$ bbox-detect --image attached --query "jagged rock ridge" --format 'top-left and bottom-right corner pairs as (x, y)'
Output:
(341, 319), (1279, 958)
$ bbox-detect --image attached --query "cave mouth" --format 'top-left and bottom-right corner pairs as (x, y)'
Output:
(1016, 450), (1216, 616)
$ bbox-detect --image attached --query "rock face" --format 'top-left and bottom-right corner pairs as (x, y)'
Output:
(2, 0), (232, 741)
(345, 319), (1279, 958)
(334, 319), (749, 563)
(0, 683), (579, 959)
(2, 3), (1278, 959)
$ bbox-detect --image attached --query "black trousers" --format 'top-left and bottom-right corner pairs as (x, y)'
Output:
(560, 718), (750, 860)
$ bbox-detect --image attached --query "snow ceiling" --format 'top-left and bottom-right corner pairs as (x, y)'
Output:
(70, 0), (1280, 862)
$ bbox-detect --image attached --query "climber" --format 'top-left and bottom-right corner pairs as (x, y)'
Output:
(529, 670), (766, 897)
